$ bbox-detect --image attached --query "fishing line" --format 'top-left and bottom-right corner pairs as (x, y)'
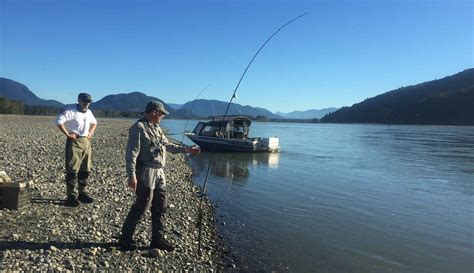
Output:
(196, 12), (309, 255)
(166, 84), (212, 137)
(180, 84), (212, 143)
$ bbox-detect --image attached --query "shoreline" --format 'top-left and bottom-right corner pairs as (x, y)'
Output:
(0, 115), (233, 271)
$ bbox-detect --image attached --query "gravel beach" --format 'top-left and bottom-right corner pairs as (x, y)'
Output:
(0, 115), (231, 271)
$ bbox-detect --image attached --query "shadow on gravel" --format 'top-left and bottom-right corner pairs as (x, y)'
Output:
(30, 198), (66, 206)
(0, 241), (114, 251)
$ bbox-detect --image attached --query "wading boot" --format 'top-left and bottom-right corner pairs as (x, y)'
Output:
(150, 238), (175, 252)
(78, 172), (93, 203)
(118, 237), (137, 251)
(65, 173), (78, 207)
(65, 194), (79, 207)
(120, 211), (141, 251)
(78, 192), (93, 203)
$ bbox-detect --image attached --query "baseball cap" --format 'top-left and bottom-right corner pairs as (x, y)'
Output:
(144, 101), (169, 115)
(78, 93), (92, 103)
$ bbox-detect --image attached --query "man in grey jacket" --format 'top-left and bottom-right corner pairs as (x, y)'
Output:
(119, 101), (200, 251)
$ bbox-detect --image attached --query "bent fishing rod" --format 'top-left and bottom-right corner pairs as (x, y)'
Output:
(196, 12), (308, 255)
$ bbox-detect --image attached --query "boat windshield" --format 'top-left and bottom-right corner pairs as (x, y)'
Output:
(200, 125), (225, 137)
(194, 117), (251, 139)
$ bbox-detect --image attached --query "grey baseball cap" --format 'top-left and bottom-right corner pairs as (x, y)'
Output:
(145, 101), (169, 114)
(78, 93), (92, 103)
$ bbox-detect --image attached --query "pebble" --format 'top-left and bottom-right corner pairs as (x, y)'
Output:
(149, 248), (163, 258)
(88, 262), (98, 271)
(0, 116), (231, 271)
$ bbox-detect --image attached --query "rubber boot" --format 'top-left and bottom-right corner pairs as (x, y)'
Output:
(65, 173), (79, 207)
(119, 209), (141, 251)
(77, 171), (93, 203)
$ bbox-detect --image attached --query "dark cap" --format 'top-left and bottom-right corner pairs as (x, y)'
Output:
(145, 101), (169, 115)
(78, 93), (92, 103)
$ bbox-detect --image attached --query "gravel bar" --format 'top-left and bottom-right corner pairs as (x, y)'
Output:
(0, 115), (235, 271)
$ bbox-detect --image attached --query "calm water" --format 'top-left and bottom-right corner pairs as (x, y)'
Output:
(162, 120), (474, 273)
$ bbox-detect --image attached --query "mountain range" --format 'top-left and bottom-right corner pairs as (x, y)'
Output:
(167, 103), (183, 110)
(0, 78), (283, 118)
(92, 92), (173, 114)
(0, 77), (64, 108)
(174, 99), (282, 119)
(1, 68), (473, 125)
(276, 108), (338, 119)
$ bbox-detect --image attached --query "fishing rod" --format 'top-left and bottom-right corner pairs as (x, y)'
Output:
(196, 12), (308, 255)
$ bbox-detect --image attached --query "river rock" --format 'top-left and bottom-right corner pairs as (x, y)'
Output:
(0, 170), (12, 182)
(0, 115), (232, 271)
(149, 248), (164, 258)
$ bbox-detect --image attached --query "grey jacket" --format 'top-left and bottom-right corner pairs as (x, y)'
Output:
(125, 118), (186, 180)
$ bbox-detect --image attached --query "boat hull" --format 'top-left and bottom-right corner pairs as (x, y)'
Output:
(185, 134), (279, 153)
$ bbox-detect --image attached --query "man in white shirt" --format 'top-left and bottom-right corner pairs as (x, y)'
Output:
(55, 93), (97, 207)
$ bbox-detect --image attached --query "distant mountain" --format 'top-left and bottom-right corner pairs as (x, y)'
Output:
(276, 108), (338, 119)
(4, 68), (473, 125)
(167, 103), (183, 110)
(0, 77), (64, 107)
(320, 69), (474, 125)
(93, 92), (174, 114)
(175, 99), (282, 119)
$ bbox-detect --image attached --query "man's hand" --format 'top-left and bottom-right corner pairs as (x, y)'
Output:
(186, 146), (201, 155)
(128, 176), (137, 192)
(67, 133), (78, 140)
(87, 131), (94, 139)
(57, 124), (77, 140)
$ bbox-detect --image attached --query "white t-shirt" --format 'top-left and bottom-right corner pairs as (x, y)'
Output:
(55, 106), (97, 137)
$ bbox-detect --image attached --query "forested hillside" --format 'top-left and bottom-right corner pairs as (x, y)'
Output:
(321, 69), (474, 125)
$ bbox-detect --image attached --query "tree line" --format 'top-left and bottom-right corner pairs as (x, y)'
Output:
(1, 96), (321, 122)
(0, 97), (59, 115)
(0, 97), (141, 118)
(320, 69), (474, 125)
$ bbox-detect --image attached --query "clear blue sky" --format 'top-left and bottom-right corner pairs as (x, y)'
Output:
(1, 0), (472, 113)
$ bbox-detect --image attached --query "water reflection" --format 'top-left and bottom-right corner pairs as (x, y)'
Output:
(189, 152), (279, 183)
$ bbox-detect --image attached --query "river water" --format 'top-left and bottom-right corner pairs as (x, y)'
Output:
(162, 120), (474, 273)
